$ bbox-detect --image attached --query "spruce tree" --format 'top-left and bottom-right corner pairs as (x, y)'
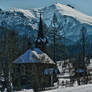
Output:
(81, 27), (88, 84)
(0, 28), (19, 91)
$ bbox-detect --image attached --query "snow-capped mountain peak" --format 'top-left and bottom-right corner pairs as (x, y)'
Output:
(48, 3), (92, 25)
(0, 3), (92, 47)
(10, 8), (36, 18)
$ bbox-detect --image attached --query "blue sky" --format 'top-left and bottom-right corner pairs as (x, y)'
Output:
(0, 0), (57, 9)
(0, 0), (92, 16)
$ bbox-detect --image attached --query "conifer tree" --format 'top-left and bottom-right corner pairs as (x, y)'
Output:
(81, 26), (88, 84)
(0, 28), (19, 91)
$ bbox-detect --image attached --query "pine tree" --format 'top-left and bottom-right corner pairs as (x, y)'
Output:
(73, 27), (88, 85)
(19, 35), (32, 54)
(0, 28), (19, 91)
(81, 26), (88, 84)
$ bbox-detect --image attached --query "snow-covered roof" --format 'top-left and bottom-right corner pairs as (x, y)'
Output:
(13, 48), (55, 64)
(76, 69), (84, 73)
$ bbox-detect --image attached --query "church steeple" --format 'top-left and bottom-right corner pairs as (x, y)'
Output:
(38, 13), (44, 38)
(35, 13), (47, 52)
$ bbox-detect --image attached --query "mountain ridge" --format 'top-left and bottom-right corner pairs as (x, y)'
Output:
(0, 3), (92, 42)
(0, 3), (92, 58)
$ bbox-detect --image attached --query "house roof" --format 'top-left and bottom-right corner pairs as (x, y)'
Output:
(13, 48), (55, 64)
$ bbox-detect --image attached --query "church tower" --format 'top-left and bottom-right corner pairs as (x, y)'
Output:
(35, 14), (47, 52)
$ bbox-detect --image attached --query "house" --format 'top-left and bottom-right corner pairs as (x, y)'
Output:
(86, 59), (92, 83)
(57, 59), (74, 86)
(57, 58), (91, 85)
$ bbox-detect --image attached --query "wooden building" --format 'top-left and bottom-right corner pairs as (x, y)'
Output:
(12, 13), (58, 90)
(12, 48), (58, 90)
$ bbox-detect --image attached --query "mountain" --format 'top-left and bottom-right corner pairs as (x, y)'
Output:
(0, 3), (92, 58)
(56, 0), (92, 16)
(1, 0), (92, 16)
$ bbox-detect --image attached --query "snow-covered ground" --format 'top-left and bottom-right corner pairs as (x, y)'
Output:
(15, 84), (92, 92)
(15, 89), (33, 92)
(42, 84), (92, 92)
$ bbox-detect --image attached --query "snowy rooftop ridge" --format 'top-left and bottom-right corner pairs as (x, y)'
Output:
(13, 48), (55, 64)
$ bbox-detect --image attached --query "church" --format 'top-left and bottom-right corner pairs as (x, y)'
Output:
(12, 14), (58, 90)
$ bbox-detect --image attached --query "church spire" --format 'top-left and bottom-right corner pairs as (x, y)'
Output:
(35, 13), (47, 52)
(38, 13), (44, 38)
